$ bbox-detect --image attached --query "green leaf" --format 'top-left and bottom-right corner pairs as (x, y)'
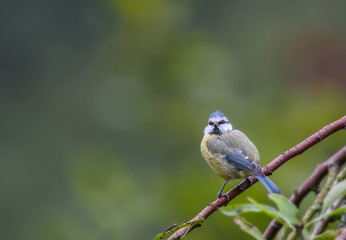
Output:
(302, 227), (312, 240)
(322, 179), (346, 213)
(220, 203), (261, 217)
(247, 197), (292, 228)
(312, 229), (340, 240)
(268, 193), (300, 225)
(154, 218), (204, 240)
(306, 205), (346, 227)
(233, 216), (265, 240)
(276, 225), (288, 240)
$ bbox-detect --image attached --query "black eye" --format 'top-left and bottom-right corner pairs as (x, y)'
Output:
(208, 121), (213, 125)
(219, 120), (226, 124)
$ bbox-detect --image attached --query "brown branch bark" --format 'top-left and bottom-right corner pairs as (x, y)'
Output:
(263, 146), (346, 239)
(166, 116), (346, 240)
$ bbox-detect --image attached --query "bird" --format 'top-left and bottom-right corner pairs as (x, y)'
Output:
(201, 110), (281, 199)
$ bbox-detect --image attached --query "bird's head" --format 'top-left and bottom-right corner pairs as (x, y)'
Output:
(203, 110), (233, 135)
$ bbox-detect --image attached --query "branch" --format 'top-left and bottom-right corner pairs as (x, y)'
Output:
(302, 164), (339, 223)
(287, 163), (340, 240)
(312, 193), (346, 237)
(167, 116), (346, 240)
(263, 146), (346, 240)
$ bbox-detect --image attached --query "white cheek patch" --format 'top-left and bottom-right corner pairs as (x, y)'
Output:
(219, 123), (233, 133)
(204, 125), (214, 135)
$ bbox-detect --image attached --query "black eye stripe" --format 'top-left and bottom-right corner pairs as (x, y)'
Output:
(208, 120), (228, 125)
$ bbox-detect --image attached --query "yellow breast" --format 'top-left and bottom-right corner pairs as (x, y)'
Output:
(201, 134), (248, 181)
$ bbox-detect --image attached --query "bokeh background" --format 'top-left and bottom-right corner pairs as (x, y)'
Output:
(1, 1), (346, 239)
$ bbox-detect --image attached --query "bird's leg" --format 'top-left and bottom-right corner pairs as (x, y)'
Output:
(217, 181), (229, 201)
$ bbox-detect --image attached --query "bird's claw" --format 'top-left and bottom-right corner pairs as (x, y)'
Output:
(217, 193), (230, 202)
(246, 177), (253, 185)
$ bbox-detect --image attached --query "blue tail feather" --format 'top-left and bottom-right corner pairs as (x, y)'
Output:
(254, 175), (281, 194)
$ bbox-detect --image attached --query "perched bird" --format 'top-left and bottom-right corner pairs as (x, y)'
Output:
(201, 110), (281, 199)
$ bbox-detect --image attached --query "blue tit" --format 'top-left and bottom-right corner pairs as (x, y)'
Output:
(201, 110), (281, 199)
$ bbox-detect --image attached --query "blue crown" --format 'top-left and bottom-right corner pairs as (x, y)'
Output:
(209, 110), (225, 119)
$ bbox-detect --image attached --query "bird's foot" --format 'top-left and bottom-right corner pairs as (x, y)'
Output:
(217, 193), (230, 202)
(246, 177), (253, 185)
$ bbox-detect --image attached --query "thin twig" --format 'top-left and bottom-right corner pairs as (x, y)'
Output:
(312, 194), (346, 237)
(311, 165), (346, 236)
(287, 164), (340, 240)
(302, 164), (339, 223)
(263, 146), (346, 240)
(166, 116), (346, 240)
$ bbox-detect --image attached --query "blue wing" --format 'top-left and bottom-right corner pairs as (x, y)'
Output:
(225, 150), (261, 174)
(226, 151), (281, 194)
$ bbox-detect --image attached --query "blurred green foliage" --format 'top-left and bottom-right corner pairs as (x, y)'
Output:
(1, 1), (345, 240)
